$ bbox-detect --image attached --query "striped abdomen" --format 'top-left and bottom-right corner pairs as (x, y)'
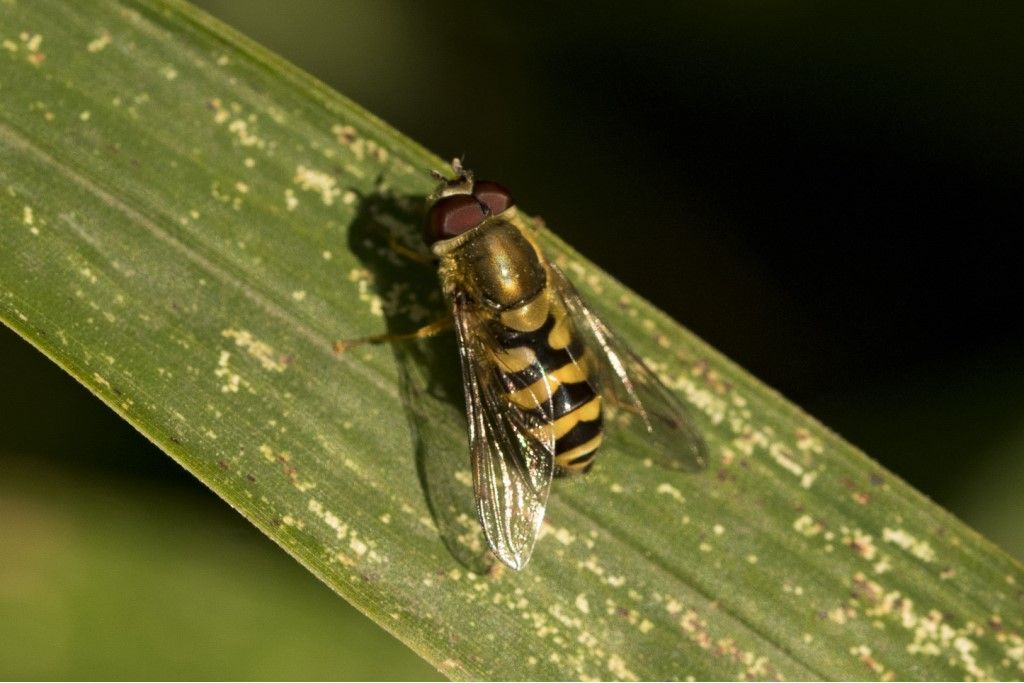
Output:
(491, 293), (603, 474)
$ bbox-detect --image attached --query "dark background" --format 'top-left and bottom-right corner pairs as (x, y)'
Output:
(3, 2), (1022, 678)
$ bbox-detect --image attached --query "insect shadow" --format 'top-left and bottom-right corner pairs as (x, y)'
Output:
(346, 188), (494, 574)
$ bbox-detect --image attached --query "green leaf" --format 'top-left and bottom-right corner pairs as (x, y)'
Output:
(1, 1), (1021, 680)
(0, 451), (443, 680)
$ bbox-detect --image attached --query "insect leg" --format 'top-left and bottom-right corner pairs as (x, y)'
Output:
(333, 315), (454, 353)
(387, 234), (437, 265)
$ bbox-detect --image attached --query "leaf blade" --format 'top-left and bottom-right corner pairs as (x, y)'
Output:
(1, 1), (1022, 680)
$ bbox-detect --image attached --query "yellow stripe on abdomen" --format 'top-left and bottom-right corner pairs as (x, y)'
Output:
(555, 432), (604, 471)
(529, 395), (602, 443)
(552, 395), (601, 439)
(505, 360), (589, 408)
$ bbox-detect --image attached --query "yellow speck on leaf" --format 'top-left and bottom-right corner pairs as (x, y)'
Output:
(656, 482), (685, 503)
(87, 31), (111, 53)
(221, 329), (287, 372)
(284, 188), (298, 211)
(882, 527), (936, 563)
(294, 165), (340, 205)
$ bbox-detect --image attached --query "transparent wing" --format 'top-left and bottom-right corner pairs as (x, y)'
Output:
(453, 293), (556, 570)
(548, 264), (708, 471)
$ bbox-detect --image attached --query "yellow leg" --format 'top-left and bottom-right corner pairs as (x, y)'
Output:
(334, 315), (453, 353)
(388, 235), (435, 265)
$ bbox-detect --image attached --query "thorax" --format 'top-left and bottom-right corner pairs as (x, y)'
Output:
(435, 218), (547, 313)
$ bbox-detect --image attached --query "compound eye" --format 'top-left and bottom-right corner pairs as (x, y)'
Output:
(427, 194), (487, 243)
(473, 180), (514, 215)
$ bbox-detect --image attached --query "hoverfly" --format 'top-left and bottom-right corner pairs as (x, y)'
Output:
(341, 160), (707, 570)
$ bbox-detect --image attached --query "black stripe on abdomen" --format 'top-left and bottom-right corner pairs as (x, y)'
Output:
(492, 313), (603, 474)
(555, 414), (603, 456)
(510, 374), (596, 423)
(502, 337), (586, 387)
(491, 314), (585, 386)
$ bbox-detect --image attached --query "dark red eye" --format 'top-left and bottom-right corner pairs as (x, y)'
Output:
(473, 180), (513, 215)
(427, 194), (487, 243)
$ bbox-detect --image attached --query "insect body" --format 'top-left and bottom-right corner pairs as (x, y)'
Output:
(422, 161), (708, 570)
(489, 288), (604, 475)
(436, 215), (602, 475)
